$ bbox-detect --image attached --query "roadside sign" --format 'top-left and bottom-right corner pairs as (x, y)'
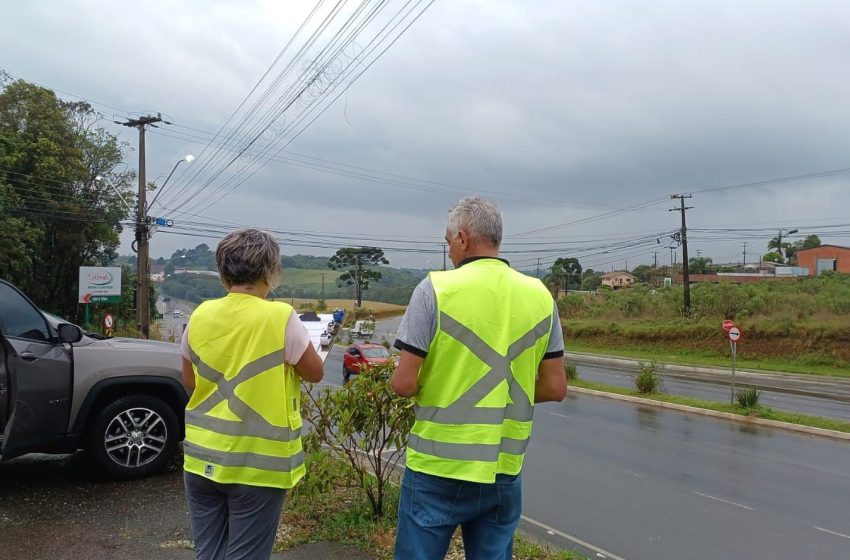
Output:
(79, 266), (122, 304)
(104, 313), (115, 337)
(728, 326), (742, 342)
(722, 319), (735, 332)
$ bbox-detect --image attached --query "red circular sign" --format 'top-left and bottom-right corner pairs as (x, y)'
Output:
(728, 326), (742, 342)
(104, 314), (114, 329)
(722, 319), (735, 332)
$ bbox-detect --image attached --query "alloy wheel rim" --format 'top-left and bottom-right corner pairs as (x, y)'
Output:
(103, 407), (168, 468)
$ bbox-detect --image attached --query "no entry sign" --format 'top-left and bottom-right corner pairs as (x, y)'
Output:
(722, 319), (735, 332)
(728, 326), (742, 342)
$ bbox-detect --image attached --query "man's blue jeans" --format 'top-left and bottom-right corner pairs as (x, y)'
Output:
(394, 468), (522, 560)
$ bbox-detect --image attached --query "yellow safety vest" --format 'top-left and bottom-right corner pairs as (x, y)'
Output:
(407, 258), (554, 483)
(185, 292), (305, 489)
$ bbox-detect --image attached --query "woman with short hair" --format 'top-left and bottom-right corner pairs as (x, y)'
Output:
(180, 228), (323, 560)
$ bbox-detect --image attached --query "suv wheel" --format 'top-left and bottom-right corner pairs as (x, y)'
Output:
(87, 395), (179, 478)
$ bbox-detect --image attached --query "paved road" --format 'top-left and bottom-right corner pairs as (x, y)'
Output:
(522, 394), (850, 560)
(578, 364), (850, 421)
(155, 297), (192, 342)
(358, 316), (850, 559)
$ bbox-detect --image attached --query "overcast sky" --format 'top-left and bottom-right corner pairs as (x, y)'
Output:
(4, 0), (850, 271)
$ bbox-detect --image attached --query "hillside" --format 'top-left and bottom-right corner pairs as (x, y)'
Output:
(152, 243), (427, 306)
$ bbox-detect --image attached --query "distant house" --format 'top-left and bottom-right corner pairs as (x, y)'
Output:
(795, 245), (850, 275)
(601, 271), (636, 289)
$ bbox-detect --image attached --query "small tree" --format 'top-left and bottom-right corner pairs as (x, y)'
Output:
(328, 247), (389, 307)
(762, 252), (785, 264)
(301, 363), (414, 519)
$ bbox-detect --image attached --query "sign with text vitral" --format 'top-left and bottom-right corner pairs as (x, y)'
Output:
(79, 267), (122, 304)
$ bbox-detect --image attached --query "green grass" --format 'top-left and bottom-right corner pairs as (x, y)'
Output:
(277, 268), (344, 294)
(567, 339), (850, 378)
(572, 379), (850, 433)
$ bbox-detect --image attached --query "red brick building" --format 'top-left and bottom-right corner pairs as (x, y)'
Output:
(795, 245), (850, 275)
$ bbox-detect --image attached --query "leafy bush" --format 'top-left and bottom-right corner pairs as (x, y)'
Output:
(564, 362), (579, 380)
(301, 363), (414, 519)
(736, 387), (761, 408)
(635, 361), (662, 394)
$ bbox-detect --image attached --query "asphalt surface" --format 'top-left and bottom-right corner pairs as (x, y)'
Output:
(0, 452), (375, 559)
(523, 395), (850, 560)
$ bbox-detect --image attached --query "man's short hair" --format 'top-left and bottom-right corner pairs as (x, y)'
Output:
(447, 196), (502, 246)
(215, 228), (282, 289)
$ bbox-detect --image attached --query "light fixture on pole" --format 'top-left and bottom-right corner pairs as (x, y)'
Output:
(94, 175), (134, 214)
(147, 154), (194, 212)
(777, 228), (799, 261)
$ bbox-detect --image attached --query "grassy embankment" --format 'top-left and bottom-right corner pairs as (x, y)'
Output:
(559, 274), (850, 377)
(570, 378), (850, 433)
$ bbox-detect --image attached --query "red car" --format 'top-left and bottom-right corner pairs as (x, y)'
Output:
(343, 343), (395, 382)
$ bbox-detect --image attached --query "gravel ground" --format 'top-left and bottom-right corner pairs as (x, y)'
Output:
(0, 452), (374, 559)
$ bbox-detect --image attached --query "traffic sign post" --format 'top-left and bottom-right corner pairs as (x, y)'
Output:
(104, 313), (115, 337)
(727, 326), (742, 403)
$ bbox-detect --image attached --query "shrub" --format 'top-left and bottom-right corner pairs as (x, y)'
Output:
(635, 361), (662, 394)
(736, 387), (761, 408)
(301, 363), (414, 519)
(564, 362), (578, 381)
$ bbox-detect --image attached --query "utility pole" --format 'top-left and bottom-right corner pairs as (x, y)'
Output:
(119, 114), (163, 338)
(439, 243), (447, 270)
(670, 194), (693, 315)
(536, 257), (541, 278)
(321, 273), (325, 301)
(776, 228), (798, 262)
(652, 252), (658, 286)
(742, 242), (747, 266)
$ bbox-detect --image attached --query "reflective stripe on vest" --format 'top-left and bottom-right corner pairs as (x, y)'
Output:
(406, 259), (554, 483)
(414, 312), (551, 426)
(187, 347), (301, 443)
(184, 294), (304, 489)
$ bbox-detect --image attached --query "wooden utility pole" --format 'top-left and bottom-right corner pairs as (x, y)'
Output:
(670, 194), (693, 315)
(119, 114), (163, 338)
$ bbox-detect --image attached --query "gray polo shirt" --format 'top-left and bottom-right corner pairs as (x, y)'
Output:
(394, 270), (565, 359)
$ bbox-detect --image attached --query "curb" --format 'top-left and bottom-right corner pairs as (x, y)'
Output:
(569, 386), (850, 442)
(565, 351), (850, 401)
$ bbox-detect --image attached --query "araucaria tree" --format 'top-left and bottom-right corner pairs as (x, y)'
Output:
(328, 246), (389, 307)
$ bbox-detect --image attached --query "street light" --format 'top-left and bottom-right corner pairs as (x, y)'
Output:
(147, 154), (194, 212)
(94, 175), (134, 214)
(777, 228), (799, 261)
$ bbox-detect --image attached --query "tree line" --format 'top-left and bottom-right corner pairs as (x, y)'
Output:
(0, 74), (146, 324)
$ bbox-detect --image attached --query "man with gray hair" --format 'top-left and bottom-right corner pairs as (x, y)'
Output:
(391, 196), (566, 560)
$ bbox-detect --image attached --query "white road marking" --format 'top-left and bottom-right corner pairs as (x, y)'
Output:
(814, 526), (850, 540)
(520, 515), (626, 560)
(549, 412), (570, 419)
(692, 492), (754, 511)
(626, 471), (643, 478)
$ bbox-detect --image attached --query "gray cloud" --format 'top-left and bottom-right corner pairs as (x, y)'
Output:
(4, 0), (850, 269)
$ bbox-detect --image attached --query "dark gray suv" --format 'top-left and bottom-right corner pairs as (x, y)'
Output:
(0, 280), (188, 478)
